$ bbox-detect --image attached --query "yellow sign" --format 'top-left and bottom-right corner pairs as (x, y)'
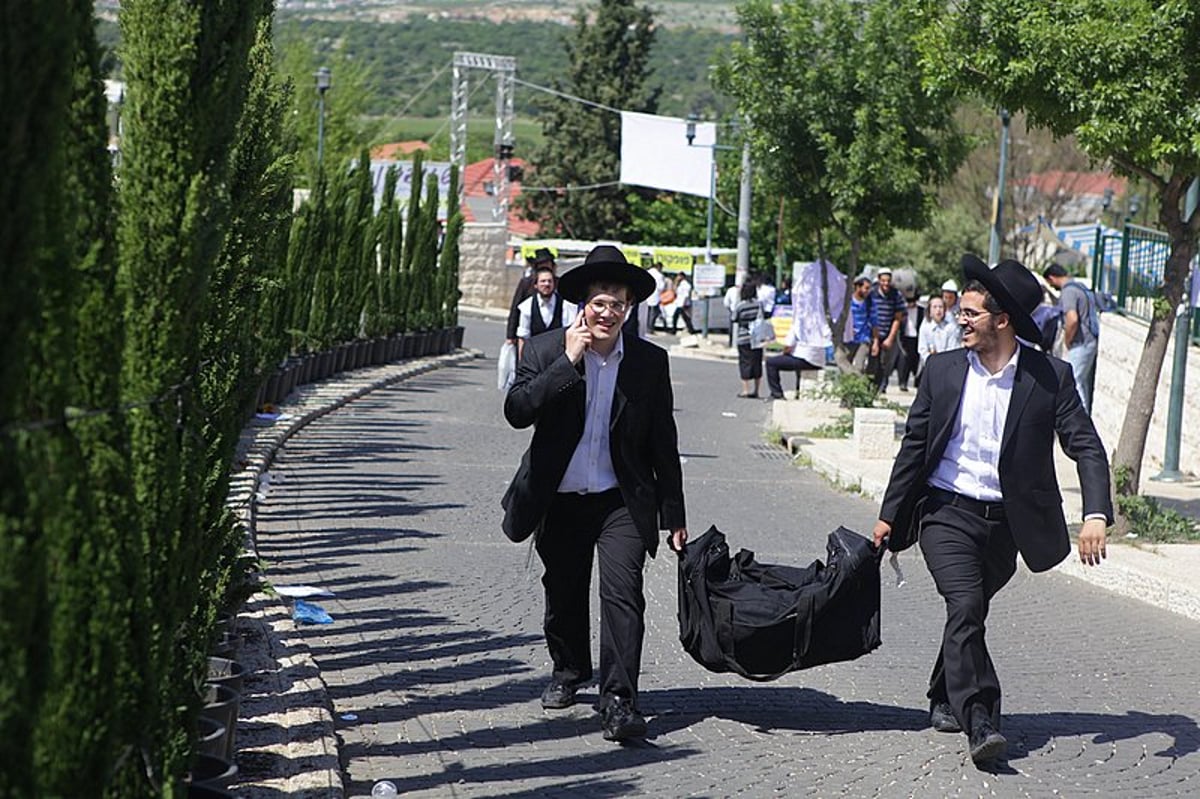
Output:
(621, 246), (645, 267)
(653, 248), (695, 274)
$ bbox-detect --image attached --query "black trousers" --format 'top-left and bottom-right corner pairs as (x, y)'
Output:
(918, 498), (1018, 733)
(897, 334), (919, 387)
(536, 490), (647, 710)
(765, 353), (820, 397)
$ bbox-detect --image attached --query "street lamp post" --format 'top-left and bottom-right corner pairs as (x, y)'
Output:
(315, 67), (332, 166)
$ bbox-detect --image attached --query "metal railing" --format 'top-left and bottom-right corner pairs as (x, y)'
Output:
(1091, 223), (1198, 345)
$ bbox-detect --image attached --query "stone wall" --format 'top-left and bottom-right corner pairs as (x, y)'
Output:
(1091, 312), (1200, 478)
(458, 222), (520, 311)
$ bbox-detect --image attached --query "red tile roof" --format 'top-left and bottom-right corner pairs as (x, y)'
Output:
(1013, 170), (1128, 198)
(370, 140), (432, 160)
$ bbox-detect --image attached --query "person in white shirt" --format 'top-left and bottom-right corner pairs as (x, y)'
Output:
(668, 273), (696, 335)
(873, 255), (1111, 767)
(916, 296), (962, 374)
(515, 264), (577, 359)
(646, 263), (666, 333)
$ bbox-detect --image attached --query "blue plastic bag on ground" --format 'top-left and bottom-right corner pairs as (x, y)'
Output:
(293, 599), (333, 624)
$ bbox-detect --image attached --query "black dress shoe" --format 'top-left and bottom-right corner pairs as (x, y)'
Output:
(540, 679), (577, 709)
(600, 697), (647, 741)
(968, 720), (1007, 765)
(930, 700), (961, 733)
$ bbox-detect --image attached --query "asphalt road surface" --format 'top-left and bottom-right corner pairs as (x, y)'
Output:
(255, 317), (1200, 798)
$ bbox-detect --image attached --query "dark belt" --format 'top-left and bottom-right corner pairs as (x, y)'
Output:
(927, 487), (1005, 520)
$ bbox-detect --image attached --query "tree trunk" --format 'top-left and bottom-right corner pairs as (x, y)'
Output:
(1111, 174), (1198, 494)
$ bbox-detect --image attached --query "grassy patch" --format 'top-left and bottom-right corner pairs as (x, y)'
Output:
(1116, 493), (1200, 543)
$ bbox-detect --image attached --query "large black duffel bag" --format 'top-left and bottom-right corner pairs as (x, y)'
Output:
(677, 525), (882, 681)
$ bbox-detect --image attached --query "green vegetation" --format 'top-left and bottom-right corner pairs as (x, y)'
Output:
(1115, 494), (1200, 544)
(4, 4), (461, 795)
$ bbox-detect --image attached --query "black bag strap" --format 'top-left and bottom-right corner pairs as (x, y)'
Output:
(718, 589), (817, 683)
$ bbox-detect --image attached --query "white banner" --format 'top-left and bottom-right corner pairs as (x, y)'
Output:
(619, 112), (715, 198)
(370, 160), (454, 218)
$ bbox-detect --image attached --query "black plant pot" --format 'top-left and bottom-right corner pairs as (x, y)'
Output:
(185, 754), (238, 791)
(196, 716), (226, 759)
(332, 343), (349, 374)
(453, 325), (465, 349)
(207, 656), (246, 696)
(199, 684), (240, 763)
(401, 334), (416, 359)
(261, 372), (282, 407)
(297, 353), (314, 387)
(417, 331), (432, 357)
(372, 337), (388, 365)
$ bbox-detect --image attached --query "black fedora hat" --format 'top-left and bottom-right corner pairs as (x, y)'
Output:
(530, 247), (556, 265)
(557, 245), (656, 304)
(961, 254), (1042, 342)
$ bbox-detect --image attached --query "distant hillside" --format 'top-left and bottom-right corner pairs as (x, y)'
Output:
(275, 14), (735, 119)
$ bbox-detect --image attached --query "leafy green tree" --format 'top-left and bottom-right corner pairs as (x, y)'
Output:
(915, 0), (1200, 494)
(519, 0), (660, 240)
(277, 37), (380, 185)
(715, 0), (966, 365)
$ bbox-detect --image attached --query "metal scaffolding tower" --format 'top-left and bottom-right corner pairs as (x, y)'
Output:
(449, 52), (517, 224)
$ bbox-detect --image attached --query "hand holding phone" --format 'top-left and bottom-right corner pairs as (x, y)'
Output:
(565, 311), (591, 364)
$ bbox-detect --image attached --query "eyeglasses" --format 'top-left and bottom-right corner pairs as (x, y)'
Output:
(955, 308), (992, 323)
(586, 298), (629, 315)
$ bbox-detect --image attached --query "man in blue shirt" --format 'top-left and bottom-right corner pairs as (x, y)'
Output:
(869, 267), (906, 391)
(844, 275), (874, 373)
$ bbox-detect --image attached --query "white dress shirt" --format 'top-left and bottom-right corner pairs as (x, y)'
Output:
(516, 293), (577, 339)
(928, 347), (1020, 501)
(557, 335), (624, 494)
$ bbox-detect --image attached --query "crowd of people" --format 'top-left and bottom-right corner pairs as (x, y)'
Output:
(502, 246), (1100, 413)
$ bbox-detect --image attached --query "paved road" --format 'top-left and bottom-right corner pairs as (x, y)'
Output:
(255, 318), (1200, 798)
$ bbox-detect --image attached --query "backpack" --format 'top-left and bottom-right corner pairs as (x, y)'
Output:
(1064, 281), (1101, 338)
(677, 525), (882, 681)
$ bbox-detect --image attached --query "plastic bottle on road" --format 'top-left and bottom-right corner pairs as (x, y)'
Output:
(371, 780), (398, 796)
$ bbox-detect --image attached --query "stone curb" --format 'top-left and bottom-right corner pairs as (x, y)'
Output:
(225, 349), (479, 798)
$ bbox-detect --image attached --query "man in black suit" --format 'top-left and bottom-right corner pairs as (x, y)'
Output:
(502, 245), (688, 742)
(872, 255), (1111, 767)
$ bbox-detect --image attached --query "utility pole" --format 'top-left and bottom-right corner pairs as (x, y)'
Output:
(736, 136), (752, 288)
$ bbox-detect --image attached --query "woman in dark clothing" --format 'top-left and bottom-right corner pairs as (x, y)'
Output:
(733, 280), (765, 398)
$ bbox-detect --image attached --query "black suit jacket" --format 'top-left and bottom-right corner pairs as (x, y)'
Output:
(501, 329), (686, 556)
(879, 345), (1112, 573)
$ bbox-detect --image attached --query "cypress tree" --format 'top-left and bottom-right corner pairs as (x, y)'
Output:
(117, 0), (265, 787)
(0, 1), (85, 793)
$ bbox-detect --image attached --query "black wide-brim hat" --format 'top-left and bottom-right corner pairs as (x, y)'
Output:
(531, 247), (555, 265)
(557, 245), (656, 304)
(961, 254), (1042, 343)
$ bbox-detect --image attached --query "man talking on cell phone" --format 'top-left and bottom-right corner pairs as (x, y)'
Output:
(501, 245), (688, 743)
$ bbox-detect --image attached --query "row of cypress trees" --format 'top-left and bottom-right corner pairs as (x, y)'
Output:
(0, 2), (461, 796)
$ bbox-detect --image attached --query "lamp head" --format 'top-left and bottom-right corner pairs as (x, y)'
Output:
(685, 113), (697, 146)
